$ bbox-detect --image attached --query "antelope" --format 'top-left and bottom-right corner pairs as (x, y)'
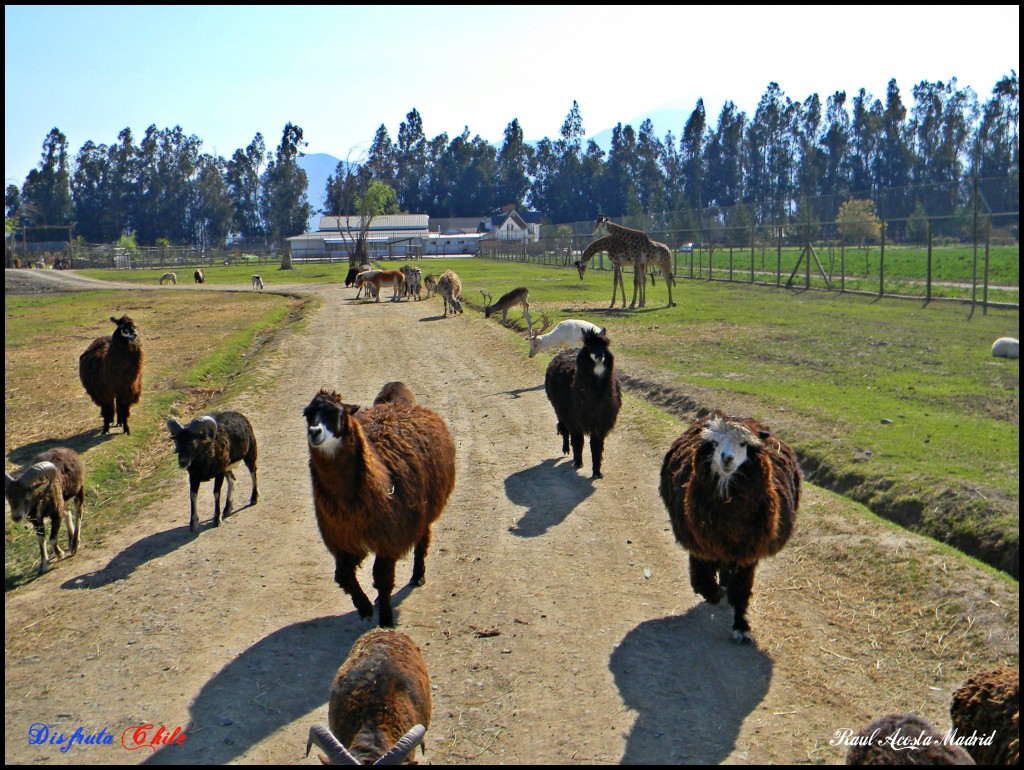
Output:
(482, 286), (532, 328)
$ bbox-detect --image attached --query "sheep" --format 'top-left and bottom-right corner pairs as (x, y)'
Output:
(5, 448), (85, 576)
(422, 274), (438, 299)
(306, 628), (431, 765)
(544, 327), (622, 479)
(373, 382), (416, 406)
(194, 268), (205, 284)
(436, 270), (463, 317)
(251, 274), (264, 290)
(991, 337), (1019, 359)
(303, 387), (456, 627)
(167, 411), (259, 533)
(659, 410), (801, 644)
(528, 317), (606, 358)
(843, 713), (976, 765)
(483, 286), (531, 326)
(78, 315), (144, 435)
(949, 666), (1019, 765)
(159, 271), (177, 285)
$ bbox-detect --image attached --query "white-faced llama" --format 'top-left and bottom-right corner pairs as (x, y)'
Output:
(659, 410), (801, 643)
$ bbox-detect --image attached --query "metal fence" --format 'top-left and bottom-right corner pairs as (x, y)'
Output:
(480, 209), (1019, 312)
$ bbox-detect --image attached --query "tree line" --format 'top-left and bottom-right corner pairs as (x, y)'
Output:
(5, 74), (1018, 247)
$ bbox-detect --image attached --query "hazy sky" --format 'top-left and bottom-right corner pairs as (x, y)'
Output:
(5, 4), (1019, 188)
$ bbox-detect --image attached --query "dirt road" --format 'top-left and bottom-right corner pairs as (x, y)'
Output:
(4, 274), (1018, 764)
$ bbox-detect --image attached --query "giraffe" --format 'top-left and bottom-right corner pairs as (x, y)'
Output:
(575, 235), (647, 309)
(593, 215), (677, 308)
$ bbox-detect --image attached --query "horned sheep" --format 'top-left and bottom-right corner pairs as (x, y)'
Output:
(307, 628), (431, 765)
(659, 410), (801, 643)
(544, 328), (622, 479)
(78, 315), (144, 435)
(167, 411), (259, 533)
(5, 448), (86, 576)
(303, 385), (456, 627)
(949, 665), (1019, 765)
(159, 271), (177, 285)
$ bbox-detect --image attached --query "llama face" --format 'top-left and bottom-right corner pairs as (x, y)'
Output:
(304, 392), (357, 455)
(702, 417), (761, 495)
(112, 316), (138, 341)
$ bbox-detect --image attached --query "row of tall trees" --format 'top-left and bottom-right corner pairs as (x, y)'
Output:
(7, 74), (1018, 247)
(8, 123), (311, 245)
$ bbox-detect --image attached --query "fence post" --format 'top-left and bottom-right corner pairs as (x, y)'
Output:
(878, 219), (885, 298)
(926, 218), (932, 303)
(982, 215), (990, 315)
(750, 223), (755, 283)
(776, 228), (782, 287)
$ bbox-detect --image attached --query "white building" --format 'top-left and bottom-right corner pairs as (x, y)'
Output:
(286, 214), (430, 260)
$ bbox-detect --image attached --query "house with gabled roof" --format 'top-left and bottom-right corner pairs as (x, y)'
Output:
(490, 209), (541, 242)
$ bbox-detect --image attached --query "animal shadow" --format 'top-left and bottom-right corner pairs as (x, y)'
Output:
(417, 314), (452, 322)
(61, 526), (193, 590)
(492, 384), (546, 399)
(610, 606), (773, 764)
(505, 458), (595, 537)
(143, 615), (359, 765)
(8, 430), (115, 466)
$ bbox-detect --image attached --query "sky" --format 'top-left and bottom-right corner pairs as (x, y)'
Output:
(5, 4), (1020, 189)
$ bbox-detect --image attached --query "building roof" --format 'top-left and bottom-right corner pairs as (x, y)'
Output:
(317, 214), (429, 232)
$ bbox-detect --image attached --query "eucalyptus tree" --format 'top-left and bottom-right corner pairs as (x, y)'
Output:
(364, 124), (398, 189)
(704, 101), (746, 210)
(20, 128), (74, 238)
(680, 98), (707, 210)
(133, 124), (202, 244)
(972, 71), (1019, 215)
(495, 118), (534, 212)
(226, 133), (266, 240)
(820, 91), (851, 220)
(191, 154), (234, 250)
(873, 79), (914, 218)
(260, 122), (311, 240)
(745, 82), (798, 223)
(793, 93), (824, 217)
(601, 122), (637, 217)
(396, 108), (428, 213)
(911, 78), (979, 216)
(634, 118), (666, 215)
(848, 88), (882, 198)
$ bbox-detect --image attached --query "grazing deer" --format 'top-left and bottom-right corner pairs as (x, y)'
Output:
(482, 286), (532, 328)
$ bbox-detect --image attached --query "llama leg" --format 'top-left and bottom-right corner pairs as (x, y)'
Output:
(409, 528), (432, 587)
(726, 563), (757, 644)
(212, 473), (225, 526)
(372, 556), (397, 627)
(557, 423), (569, 455)
(589, 433), (606, 479)
(334, 551), (373, 620)
(115, 398), (131, 434)
(100, 403), (114, 434)
(570, 432), (585, 468)
(689, 555), (723, 604)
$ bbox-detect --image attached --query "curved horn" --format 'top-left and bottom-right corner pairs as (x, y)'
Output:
(373, 724), (426, 765)
(186, 416), (218, 439)
(18, 461), (59, 485)
(306, 724), (360, 766)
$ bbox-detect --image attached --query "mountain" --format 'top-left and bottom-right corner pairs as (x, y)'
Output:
(297, 152), (345, 230)
(587, 104), (697, 153)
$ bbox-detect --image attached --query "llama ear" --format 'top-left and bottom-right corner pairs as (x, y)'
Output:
(344, 404), (360, 416)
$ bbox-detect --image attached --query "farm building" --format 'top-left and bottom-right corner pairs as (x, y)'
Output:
(286, 214), (430, 260)
(490, 209), (541, 241)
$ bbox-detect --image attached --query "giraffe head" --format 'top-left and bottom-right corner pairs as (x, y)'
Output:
(593, 214), (611, 234)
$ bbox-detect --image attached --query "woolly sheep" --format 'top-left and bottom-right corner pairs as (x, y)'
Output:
(307, 628), (431, 765)
(949, 665), (1019, 765)
(991, 337), (1019, 359)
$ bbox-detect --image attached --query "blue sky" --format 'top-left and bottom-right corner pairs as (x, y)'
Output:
(5, 4), (1020, 188)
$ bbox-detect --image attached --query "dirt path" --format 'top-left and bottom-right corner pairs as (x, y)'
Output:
(4, 274), (1018, 765)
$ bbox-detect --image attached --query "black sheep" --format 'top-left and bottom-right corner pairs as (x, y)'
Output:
(544, 328), (622, 479)
(167, 411), (259, 532)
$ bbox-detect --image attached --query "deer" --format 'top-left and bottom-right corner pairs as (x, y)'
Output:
(482, 287), (532, 328)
